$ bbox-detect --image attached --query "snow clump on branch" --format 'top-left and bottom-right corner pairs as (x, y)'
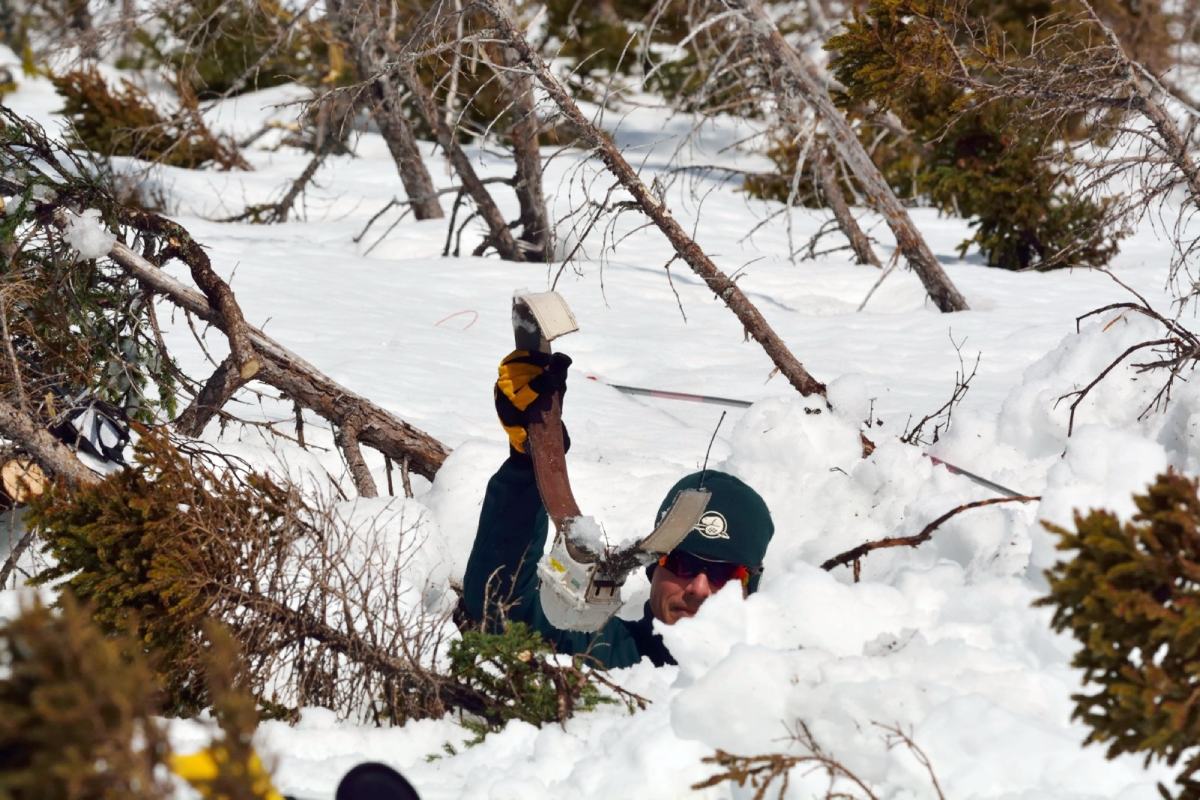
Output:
(63, 208), (115, 259)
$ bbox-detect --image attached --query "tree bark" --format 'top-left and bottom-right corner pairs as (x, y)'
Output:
(174, 354), (244, 437)
(726, 0), (969, 312)
(0, 397), (98, 488)
(814, 146), (882, 268)
(106, 241), (450, 480)
(500, 46), (552, 260)
(118, 210), (262, 380)
(477, 0), (826, 397)
(336, 416), (379, 498)
(328, 0), (444, 220)
(401, 66), (526, 261)
(368, 76), (446, 220)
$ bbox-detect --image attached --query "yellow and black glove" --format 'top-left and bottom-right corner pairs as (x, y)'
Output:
(494, 349), (572, 456)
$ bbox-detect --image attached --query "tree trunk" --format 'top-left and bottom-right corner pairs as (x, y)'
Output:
(401, 67), (526, 261)
(327, 0), (444, 220)
(814, 146), (881, 268)
(501, 46), (552, 260)
(368, 76), (446, 220)
(174, 354), (244, 437)
(727, 0), (970, 312)
(478, 0), (827, 398)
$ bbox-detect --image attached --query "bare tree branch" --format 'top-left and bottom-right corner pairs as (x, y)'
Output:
(814, 145), (881, 268)
(104, 239), (449, 479)
(820, 495), (1039, 576)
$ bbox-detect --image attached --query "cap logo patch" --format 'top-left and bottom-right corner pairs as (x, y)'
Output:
(694, 511), (730, 540)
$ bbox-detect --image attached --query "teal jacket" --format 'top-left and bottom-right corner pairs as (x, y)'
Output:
(462, 454), (674, 669)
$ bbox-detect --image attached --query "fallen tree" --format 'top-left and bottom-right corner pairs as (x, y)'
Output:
(1, 107), (447, 482)
(104, 231), (448, 479)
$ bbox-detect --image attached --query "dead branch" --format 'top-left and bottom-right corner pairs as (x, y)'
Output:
(336, 415), (379, 498)
(476, 0), (827, 397)
(104, 238), (449, 479)
(0, 523), (36, 589)
(1059, 335), (1185, 436)
(401, 64), (526, 261)
(400, 455), (413, 498)
(876, 723), (948, 800)
(115, 209), (260, 383)
(820, 495), (1040, 576)
(813, 145), (881, 268)
(901, 338), (979, 446)
(694, 721), (883, 800)
(354, 176), (514, 250)
(174, 354), (243, 437)
(264, 148), (330, 224)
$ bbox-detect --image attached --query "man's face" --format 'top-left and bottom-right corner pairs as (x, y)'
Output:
(649, 554), (748, 624)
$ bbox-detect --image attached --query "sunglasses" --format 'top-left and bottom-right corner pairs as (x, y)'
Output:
(657, 550), (759, 589)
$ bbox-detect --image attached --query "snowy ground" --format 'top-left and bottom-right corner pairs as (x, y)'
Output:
(2, 49), (1197, 798)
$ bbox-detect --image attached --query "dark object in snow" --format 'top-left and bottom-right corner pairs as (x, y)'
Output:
(48, 394), (131, 465)
(335, 763), (420, 800)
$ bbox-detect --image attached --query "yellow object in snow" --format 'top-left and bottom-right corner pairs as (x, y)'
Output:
(170, 746), (284, 800)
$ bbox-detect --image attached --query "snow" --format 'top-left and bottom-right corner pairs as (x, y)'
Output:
(567, 515), (608, 552)
(62, 207), (116, 259)
(1, 44), (1196, 798)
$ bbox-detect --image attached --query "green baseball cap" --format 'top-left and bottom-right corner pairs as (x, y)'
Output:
(654, 470), (774, 591)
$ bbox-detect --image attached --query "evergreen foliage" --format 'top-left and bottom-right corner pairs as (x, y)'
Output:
(0, 109), (183, 423)
(28, 429), (301, 715)
(1039, 472), (1200, 798)
(27, 429), (636, 732)
(742, 137), (828, 209)
(448, 622), (616, 736)
(0, 595), (173, 800)
(824, 0), (1125, 270)
(52, 67), (244, 169)
(543, 0), (648, 78)
(123, 0), (343, 98)
(540, 0), (774, 109)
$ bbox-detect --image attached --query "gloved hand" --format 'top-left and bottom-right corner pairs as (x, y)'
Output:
(494, 349), (572, 455)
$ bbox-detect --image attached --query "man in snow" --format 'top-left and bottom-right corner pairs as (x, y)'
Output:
(462, 350), (774, 669)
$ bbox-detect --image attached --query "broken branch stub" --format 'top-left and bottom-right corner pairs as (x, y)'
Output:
(119, 209), (263, 379)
